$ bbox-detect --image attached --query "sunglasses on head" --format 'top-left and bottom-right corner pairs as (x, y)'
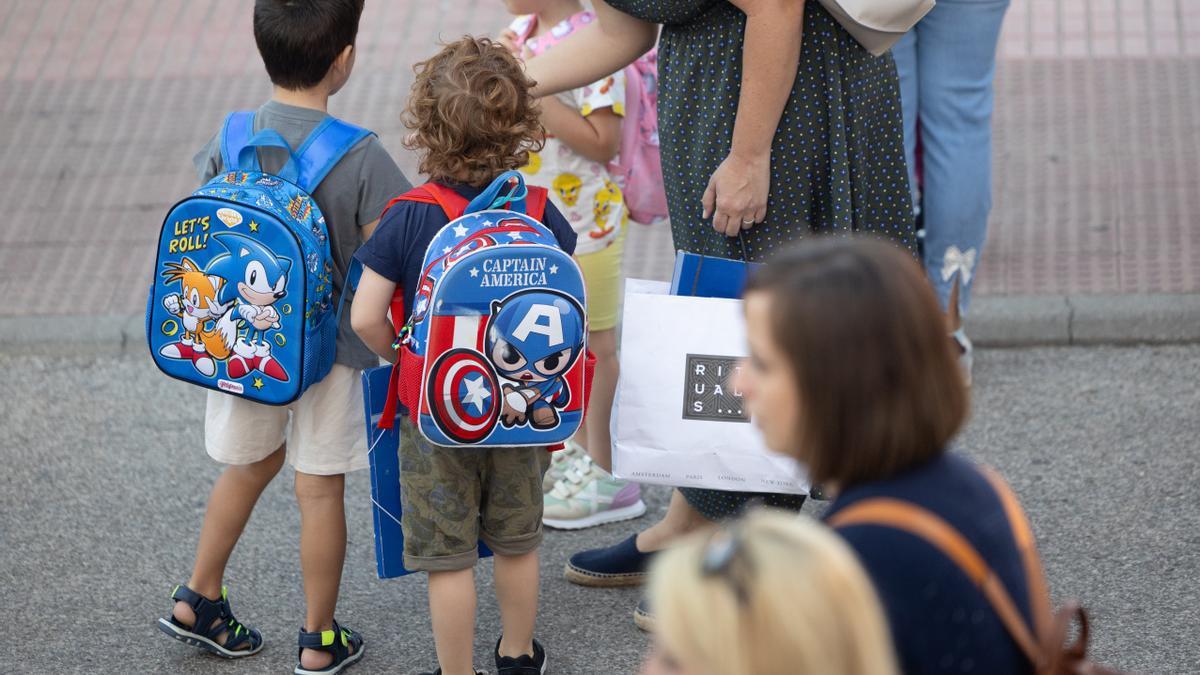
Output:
(700, 525), (756, 606)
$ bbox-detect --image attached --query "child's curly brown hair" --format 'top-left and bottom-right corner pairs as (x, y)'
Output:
(403, 36), (544, 186)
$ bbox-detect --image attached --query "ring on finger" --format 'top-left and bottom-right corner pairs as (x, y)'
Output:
(741, 218), (754, 225)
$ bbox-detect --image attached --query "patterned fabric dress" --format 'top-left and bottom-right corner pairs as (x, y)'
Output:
(605, 0), (916, 519)
(607, 0), (915, 259)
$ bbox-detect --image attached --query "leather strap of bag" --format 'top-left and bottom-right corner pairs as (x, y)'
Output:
(979, 467), (1055, 645)
(828, 496), (1046, 669)
(828, 472), (1118, 675)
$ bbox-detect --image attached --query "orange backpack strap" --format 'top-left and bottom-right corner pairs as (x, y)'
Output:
(828, 496), (1046, 671)
(979, 467), (1055, 647)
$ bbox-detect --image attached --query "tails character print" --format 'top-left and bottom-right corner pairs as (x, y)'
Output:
(158, 258), (233, 377)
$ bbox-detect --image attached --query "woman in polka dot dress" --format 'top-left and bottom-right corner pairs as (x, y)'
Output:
(524, 0), (916, 610)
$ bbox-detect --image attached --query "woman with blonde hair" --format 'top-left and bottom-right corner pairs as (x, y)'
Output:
(641, 510), (898, 675)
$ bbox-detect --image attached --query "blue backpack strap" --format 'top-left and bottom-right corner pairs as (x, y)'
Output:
(294, 117), (374, 193)
(219, 111), (257, 172)
(465, 170), (528, 215)
(334, 258), (364, 333)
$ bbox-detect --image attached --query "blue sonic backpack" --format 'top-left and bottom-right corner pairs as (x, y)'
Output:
(372, 171), (594, 447)
(146, 111), (371, 405)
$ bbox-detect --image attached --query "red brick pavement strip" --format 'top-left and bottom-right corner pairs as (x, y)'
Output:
(0, 0), (1198, 320)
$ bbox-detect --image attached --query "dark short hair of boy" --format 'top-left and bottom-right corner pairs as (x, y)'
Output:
(253, 0), (366, 90)
(743, 237), (969, 488)
(402, 36), (544, 186)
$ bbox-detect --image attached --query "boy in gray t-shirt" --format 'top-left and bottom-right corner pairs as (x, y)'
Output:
(156, 2), (408, 673)
(194, 100), (408, 370)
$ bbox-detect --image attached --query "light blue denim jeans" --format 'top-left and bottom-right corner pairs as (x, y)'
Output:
(893, 0), (1010, 317)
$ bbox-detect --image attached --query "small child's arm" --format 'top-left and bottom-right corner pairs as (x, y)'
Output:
(351, 266), (400, 364)
(538, 97), (622, 164)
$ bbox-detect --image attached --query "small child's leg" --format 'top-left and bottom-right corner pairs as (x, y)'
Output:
(582, 327), (618, 471)
(429, 568), (478, 674)
(295, 471), (351, 671)
(493, 549), (539, 658)
(573, 223), (626, 471)
(174, 444), (285, 639)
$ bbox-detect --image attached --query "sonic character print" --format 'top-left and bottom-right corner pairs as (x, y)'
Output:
(205, 232), (292, 382)
(158, 258), (233, 376)
(485, 289), (586, 430)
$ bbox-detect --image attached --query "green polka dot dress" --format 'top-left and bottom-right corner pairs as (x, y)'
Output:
(607, 0), (915, 518)
(608, 0), (916, 260)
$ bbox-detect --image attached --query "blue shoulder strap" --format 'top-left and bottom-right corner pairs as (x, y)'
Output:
(335, 258), (364, 333)
(220, 111), (257, 172)
(294, 117), (374, 193)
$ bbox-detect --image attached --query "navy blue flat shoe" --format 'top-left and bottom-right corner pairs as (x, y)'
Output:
(564, 534), (654, 587)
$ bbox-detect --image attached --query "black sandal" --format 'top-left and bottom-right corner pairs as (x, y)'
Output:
(294, 620), (364, 674)
(156, 584), (263, 658)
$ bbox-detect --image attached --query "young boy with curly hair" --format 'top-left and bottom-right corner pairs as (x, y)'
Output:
(351, 36), (576, 675)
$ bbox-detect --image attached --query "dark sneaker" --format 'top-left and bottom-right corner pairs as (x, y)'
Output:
(633, 595), (655, 633)
(564, 534), (654, 587)
(495, 637), (548, 675)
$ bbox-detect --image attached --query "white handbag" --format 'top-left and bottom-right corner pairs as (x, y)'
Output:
(818, 0), (935, 56)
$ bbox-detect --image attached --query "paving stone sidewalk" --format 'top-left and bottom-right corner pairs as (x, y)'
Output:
(0, 0), (1196, 333)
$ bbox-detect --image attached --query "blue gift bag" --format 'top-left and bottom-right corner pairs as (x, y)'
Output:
(362, 365), (492, 578)
(668, 235), (761, 299)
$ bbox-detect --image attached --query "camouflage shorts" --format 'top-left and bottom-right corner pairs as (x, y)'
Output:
(398, 418), (551, 572)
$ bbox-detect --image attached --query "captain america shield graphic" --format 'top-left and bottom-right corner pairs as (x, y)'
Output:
(426, 349), (501, 444)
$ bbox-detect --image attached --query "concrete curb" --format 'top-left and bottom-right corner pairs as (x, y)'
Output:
(966, 294), (1200, 347)
(2, 293), (1199, 356)
(0, 314), (147, 357)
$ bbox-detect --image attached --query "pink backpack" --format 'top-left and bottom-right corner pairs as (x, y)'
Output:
(512, 13), (668, 225)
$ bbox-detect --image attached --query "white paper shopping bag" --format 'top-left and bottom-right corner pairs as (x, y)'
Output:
(611, 280), (809, 495)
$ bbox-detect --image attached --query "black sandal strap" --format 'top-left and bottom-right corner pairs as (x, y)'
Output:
(170, 585), (224, 639)
(298, 620), (360, 660)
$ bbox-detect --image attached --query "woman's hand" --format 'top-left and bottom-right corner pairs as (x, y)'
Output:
(702, 150), (770, 237)
(699, 0), (802, 237)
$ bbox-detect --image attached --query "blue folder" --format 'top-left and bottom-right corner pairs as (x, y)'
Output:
(362, 365), (492, 578)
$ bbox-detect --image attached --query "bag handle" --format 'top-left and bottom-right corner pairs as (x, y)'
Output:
(686, 231), (751, 297)
(464, 171), (529, 214)
(234, 129), (302, 184)
(827, 497), (1046, 668)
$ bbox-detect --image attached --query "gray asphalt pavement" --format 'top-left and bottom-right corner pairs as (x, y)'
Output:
(2, 345), (1198, 674)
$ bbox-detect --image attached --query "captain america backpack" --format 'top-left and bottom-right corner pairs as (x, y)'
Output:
(371, 171), (594, 447)
(146, 111), (372, 405)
